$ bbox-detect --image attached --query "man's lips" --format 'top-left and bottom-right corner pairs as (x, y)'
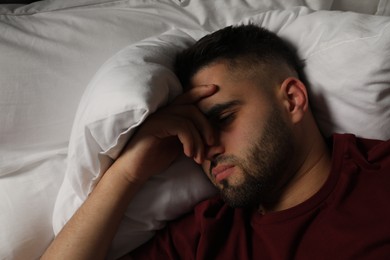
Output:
(211, 165), (235, 182)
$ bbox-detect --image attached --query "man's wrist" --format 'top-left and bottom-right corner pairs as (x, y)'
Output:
(109, 136), (164, 187)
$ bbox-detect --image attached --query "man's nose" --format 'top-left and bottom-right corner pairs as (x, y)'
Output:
(205, 142), (225, 161)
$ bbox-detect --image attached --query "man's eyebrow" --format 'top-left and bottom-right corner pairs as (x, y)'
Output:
(204, 100), (242, 119)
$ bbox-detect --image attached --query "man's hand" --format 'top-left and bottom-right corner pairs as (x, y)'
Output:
(114, 84), (217, 185)
(41, 84), (218, 260)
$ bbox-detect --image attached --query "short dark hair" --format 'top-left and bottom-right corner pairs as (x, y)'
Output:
(175, 24), (305, 89)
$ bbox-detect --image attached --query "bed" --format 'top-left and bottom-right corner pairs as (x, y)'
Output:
(1, 0), (389, 259)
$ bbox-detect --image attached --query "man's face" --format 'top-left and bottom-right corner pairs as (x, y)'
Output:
(191, 62), (294, 208)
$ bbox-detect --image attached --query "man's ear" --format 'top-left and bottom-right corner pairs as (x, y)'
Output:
(278, 77), (309, 124)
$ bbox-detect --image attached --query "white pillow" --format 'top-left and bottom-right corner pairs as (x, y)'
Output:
(52, 28), (218, 260)
(283, 11), (390, 140)
(243, 9), (390, 140)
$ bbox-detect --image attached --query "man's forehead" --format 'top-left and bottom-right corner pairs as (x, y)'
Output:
(190, 62), (229, 86)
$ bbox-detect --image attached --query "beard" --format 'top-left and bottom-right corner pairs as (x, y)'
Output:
(212, 108), (294, 208)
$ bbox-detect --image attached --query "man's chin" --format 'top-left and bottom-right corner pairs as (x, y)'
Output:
(218, 178), (270, 208)
(219, 186), (256, 208)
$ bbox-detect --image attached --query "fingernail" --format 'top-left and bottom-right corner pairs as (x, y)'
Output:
(205, 84), (217, 90)
(194, 156), (201, 164)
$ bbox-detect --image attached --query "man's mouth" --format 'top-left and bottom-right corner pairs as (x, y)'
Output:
(211, 165), (235, 183)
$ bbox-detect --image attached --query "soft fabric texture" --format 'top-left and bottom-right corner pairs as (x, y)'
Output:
(1, 0), (390, 259)
(0, 155), (66, 260)
(282, 11), (390, 139)
(64, 29), (205, 199)
(1, 1), (204, 258)
(131, 134), (390, 259)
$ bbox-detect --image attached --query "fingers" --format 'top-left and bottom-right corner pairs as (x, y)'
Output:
(173, 105), (214, 146)
(145, 114), (206, 164)
(173, 84), (217, 147)
(158, 107), (211, 164)
(176, 118), (205, 163)
(173, 84), (217, 105)
(138, 84), (218, 164)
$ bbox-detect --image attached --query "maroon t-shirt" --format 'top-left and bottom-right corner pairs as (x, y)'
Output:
(131, 134), (390, 259)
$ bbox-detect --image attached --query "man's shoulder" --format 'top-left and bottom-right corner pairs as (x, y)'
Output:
(331, 133), (390, 174)
(332, 133), (389, 160)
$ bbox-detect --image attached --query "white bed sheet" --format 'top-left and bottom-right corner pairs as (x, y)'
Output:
(0, 0), (389, 259)
(0, 155), (65, 259)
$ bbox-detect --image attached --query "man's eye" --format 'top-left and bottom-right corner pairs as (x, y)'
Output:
(217, 113), (235, 126)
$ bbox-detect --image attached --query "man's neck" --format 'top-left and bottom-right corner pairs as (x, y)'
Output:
(263, 132), (331, 213)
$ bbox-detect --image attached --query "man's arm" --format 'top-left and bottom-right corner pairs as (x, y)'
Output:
(41, 85), (217, 260)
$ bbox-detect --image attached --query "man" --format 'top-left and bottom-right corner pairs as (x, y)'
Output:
(42, 25), (390, 259)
